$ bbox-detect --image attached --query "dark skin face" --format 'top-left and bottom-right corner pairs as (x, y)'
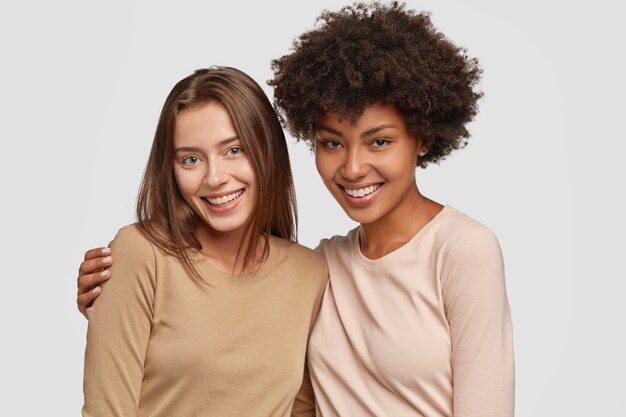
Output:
(315, 102), (443, 259)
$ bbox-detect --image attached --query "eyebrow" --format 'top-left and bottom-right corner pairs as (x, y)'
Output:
(316, 123), (397, 138)
(317, 124), (343, 137)
(361, 124), (397, 137)
(174, 135), (240, 153)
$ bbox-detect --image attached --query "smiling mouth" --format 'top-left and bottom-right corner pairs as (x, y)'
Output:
(203, 189), (244, 206)
(341, 183), (383, 198)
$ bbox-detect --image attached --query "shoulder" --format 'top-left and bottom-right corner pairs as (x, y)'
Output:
(89, 224), (158, 315)
(273, 237), (328, 282)
(111, 224), (157, 267)
(87, 225), (156, 322)
(274, 237), (326, 268)
(434, 207), (503, 270)
(315, 227), (358, 257)
(432, 206), (490, 239)
(113, 223), (153, 248)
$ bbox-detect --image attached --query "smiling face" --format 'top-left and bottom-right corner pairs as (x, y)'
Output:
(173, 101), (257, 236)
(315, 103), (425, 225)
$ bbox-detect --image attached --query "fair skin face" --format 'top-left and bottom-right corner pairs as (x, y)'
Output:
(76, 102), (442, 312)
(76, 101), (259, 315)
(315, 102), (443, 259)
(173, 101), (258, 272)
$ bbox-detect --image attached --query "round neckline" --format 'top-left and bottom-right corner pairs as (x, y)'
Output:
(193, 236), (279, 286)
(351, 205), (452, 271)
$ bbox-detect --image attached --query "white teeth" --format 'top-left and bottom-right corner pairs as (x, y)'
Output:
(206, 190), (243, 205)
(344, 184), (381, 198)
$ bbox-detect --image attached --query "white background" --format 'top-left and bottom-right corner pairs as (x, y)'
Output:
(1, 0), (624, 415)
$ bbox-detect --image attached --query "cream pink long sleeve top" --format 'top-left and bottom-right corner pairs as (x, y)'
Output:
(308, 206), (514, 417)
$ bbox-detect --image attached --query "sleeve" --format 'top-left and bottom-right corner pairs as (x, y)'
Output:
(440, 227), (515, 417)
(82, 226), (157, 417)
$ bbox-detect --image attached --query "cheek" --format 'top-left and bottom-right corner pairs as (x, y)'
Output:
(173, 167), (198, 197)
(238, 159), (257, 189)
(314, 151), (334, 182)
(381, 150), (417, 180)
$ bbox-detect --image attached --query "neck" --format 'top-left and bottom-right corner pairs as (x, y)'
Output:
(359, 187), (443, 259)
(195, 224), (265, 275)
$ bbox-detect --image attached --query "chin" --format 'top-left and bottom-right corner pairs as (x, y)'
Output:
(208, 221), (247, 234)
(340, 207), (382, 225)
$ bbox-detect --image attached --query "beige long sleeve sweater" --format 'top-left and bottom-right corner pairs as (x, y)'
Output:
(82, 225), (328, 417)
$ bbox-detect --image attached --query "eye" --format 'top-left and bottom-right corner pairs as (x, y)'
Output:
(320, 139), (342, 150)
(371, 138), (390, 148)
(226, 146), (244, 156)
(181, 155), (200, 165)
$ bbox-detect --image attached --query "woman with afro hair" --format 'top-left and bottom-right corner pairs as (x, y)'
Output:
(76, 2), (513, 416)
(270, 3), (514, 415)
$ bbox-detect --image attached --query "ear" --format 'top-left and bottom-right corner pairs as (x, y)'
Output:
(415, 138), (428, 157)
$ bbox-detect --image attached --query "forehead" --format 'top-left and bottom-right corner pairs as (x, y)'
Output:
(174, 102), (237, 146)
(317, 103), (407, 132)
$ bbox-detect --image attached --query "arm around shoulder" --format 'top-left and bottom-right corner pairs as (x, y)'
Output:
(82, 225), (157, 417)
(441, 226), (515, 417)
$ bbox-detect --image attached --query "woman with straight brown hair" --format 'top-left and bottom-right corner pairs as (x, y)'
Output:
(81, 66), (327, 417)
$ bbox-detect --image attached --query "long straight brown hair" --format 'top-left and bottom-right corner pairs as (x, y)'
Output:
(136, 67), (297, 277)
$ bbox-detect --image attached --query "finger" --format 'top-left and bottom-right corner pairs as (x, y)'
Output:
(78, 255), (113, 275)
(83, 247), (112, 261)
(77, 286), (101, 317)
(77, 269), (111, 293)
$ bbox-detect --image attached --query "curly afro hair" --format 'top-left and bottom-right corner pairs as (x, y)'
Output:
(269, 1), (483, 167)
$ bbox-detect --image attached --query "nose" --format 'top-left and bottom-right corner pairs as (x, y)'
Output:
(340, 148), (368, 180)
(203, 157), (229, 188)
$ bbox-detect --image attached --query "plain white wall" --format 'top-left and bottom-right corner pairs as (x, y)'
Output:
(1, 0), (624, 415)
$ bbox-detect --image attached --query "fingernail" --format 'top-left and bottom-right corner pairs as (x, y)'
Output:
(92, 287), (101, 294)
(102, 257), (112, 264)
(100, 270), (110, 278)
(102, 248), (111, 255)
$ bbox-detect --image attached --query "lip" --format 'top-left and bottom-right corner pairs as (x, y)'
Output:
(205, 189), (243, 199)
(202, 188), (245, 213)
(338, 183), (383, 207)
